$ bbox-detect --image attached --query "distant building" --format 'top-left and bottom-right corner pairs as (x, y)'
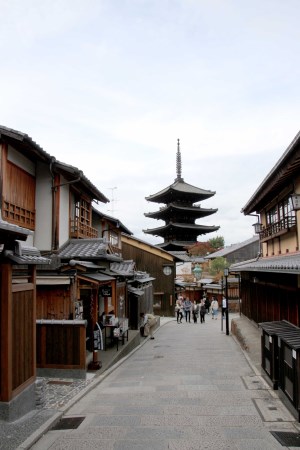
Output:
(205, 236), (260, 265)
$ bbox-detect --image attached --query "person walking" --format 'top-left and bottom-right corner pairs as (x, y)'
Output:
(175, 297), (183, 323)
(211, 297), (219, 320)
(140, 312), (157, 339)
(192, 301), (198, 323)
(183, 297), (192, 323)
(200, 301), (206, 323)
(204, 296), (211, 315)
(222, 296), (227, 317)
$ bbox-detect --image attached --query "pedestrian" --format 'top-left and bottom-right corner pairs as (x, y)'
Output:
(222, 296), (227, 317)
(175, 299), (183, 323)
(204, 296), (211, 315)
(179, 304), (184, 323)
(211, 297), (219, 320)
(192, 301), (198, 323)
(140, 312), (157, 339)
(183, 297), (192, 322)
(200, 301), (206, 323)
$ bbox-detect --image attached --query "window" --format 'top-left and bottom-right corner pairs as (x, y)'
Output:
(266, 196), (295, 225)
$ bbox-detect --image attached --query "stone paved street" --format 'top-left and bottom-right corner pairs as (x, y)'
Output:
(29, 316), (300, 450)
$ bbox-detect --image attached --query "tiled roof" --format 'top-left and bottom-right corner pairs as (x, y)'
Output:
(2, 246), (50, 265)
(230, 253), (300, 274)
(205, 236), (259, 259)
(0, 218), (33, 243)
(146, 180), (215, 202)
(59, 239), (108, 259)
(110, 260), (135, 276)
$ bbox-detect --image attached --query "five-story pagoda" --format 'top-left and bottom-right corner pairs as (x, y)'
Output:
(143, 140), (219, 251)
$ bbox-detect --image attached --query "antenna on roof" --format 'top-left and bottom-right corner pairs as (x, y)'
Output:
(106, 187), (118, 216)
(176, 138), (183, 182)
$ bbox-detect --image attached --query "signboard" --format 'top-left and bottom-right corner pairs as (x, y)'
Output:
(93, 322), (103, 350)
(100, 286), (112, 297)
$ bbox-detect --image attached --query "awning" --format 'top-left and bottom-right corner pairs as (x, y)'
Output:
(37, 276), (72, 285)
(230, 253), (300, 274)
(78, 273), (116, 283)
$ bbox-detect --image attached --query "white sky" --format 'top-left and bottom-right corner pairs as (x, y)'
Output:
(1, 0), (300, 246)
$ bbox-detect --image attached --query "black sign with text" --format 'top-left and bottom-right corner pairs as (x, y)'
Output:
(100, 286), (112, 297)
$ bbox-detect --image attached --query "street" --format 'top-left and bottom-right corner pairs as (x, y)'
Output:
(30, 316), (298, 450)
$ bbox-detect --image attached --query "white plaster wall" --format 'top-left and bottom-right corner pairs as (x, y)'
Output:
(34, 162), (52, 250)
(59, 181), (70, 247)
(176, 262), (192, 275)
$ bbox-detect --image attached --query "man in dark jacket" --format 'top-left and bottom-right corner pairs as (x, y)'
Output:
(183, 298), (192, 323)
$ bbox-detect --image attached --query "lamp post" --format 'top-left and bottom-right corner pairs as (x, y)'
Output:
(192, 264), (202, 281)
(224, 268), (229, 336)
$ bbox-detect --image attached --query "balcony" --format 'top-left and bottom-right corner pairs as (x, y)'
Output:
(260, 216), (296, 242)
(70, 219), (98, 239)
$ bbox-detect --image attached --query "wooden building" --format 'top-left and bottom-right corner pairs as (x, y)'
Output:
(0, 125), (137, 378)
(121, 234), (175, 316)
(231, 131), (300, 326)
(0, 220), (49, 420)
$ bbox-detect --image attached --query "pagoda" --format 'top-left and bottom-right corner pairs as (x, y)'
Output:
(143, 139), (219, 251)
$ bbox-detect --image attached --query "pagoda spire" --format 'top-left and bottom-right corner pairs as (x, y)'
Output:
(176, 138), (184, 182)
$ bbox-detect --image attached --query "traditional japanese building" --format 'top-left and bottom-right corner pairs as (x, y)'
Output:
(143, 140), (219, 251)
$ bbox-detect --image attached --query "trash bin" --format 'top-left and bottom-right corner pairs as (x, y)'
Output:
(260, 320), (300, 422)
(278, 333), (300, 422)
(259, 321), (296, 389)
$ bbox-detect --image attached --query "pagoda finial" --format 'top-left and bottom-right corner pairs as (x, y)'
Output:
(176, 138), (183, 182)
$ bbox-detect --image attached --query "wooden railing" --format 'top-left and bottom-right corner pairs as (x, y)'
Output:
(70, 219), (98, 238)
(259, 216), (296, 241)
(2, 200), (35, 230)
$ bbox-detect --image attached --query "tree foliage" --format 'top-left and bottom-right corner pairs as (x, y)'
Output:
(209, 257), (228, 276)
(187, 236), (225, 256)
(209, 236), (225, 250)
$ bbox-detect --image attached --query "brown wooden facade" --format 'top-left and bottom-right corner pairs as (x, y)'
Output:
(240, 272), (300, 326)
(121, 234), (175, 316)
(0, 259), (39, 420)
(232, 131), (300, 327)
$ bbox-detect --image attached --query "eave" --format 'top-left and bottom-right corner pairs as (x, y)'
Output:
(0, 125), (53, 163)
(143, 222), (220, 238)
(242, 131), (300, 214)
(146, 180), (215, 204)
(144, 203), (218, 220)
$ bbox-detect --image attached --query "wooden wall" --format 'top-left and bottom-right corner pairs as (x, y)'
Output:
(0, 264), (36, 403)
(36, 321), (86, 370)
(2, 155), (36, 230)
(241, 272), (300, 326)
(36, 285), (74, 320)
(122, 241), (175, 316)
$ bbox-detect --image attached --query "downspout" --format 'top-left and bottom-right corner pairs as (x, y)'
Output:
(50, 157), (56, 251)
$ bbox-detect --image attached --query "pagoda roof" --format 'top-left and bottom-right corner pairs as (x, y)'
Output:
(156, 240), (199, 251)
(145, 179), (215, 204)
(144, 203), (218, 220)
(143, 222), (219, 238)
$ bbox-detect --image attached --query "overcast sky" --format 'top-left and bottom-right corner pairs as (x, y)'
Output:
(2, 0), (300, 247)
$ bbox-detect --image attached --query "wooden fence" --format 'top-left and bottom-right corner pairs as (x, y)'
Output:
(36, 320), (87, 371)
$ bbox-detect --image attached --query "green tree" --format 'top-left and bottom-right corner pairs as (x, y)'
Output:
(209, 236), (225, 250)
(209, 257), (228, 276)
